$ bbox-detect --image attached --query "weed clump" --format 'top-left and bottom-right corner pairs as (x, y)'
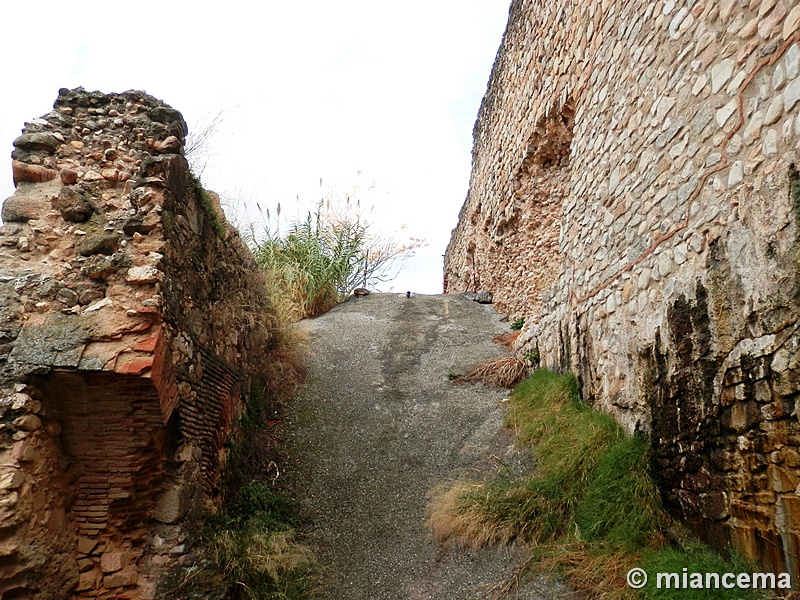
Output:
(250, 198), (422, 321)
(198, 482), (314, 600)
(189, 170), (226, 238)
(158, 380), (314, 600)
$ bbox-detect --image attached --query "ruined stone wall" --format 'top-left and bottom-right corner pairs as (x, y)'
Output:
(446, 0), (800, 581)
(0, 88), (281, 599)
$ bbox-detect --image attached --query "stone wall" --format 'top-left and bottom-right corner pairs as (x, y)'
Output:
(446, 0), (800, 581)
(0, 88), (281, 599)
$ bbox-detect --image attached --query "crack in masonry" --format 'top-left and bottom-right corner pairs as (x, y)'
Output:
(569, 32), (800, 312)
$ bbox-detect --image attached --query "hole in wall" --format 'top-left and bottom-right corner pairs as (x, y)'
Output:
(522, 96), (575, 172)
(29, 371), (167, 541)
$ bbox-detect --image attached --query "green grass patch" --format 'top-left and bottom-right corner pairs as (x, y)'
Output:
(189, 170), (226, 238)
(639, 544), (767, 599)
(158, 490), (314, 600)
(197, 187), (225, 237)
(429, 369), (765, 598)
(198, 482), (314, 600)
(576, 434), (661, 549)
(451, 369), (660, 547)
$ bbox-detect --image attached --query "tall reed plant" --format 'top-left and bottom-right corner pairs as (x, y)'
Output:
(253, 200), (418, 320)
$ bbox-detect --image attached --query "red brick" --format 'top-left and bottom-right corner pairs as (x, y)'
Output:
(131, 334), (159, 353)
(115, 356), (154, 375)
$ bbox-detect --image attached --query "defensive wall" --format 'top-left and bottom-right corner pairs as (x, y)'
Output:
(446, 0), (800, 580)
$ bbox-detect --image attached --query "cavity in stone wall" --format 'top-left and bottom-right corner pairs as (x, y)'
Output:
(446, 95), (574, 320)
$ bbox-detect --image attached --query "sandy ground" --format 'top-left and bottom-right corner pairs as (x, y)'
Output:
(285, 293), (572, 600)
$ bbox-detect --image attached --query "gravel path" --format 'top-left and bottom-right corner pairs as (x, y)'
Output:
(285, 293), (570, 599)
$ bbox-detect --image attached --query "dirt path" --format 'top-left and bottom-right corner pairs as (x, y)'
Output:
(285, 293), (568, 599)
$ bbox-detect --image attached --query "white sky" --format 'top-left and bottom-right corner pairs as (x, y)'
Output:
(0, 1), (510, 293)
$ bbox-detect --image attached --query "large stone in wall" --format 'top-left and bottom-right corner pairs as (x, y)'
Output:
(0, 88), (280, 599)
(446, 0), (800, 582)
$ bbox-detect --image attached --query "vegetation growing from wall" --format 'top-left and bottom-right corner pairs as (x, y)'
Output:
(429, 370), (766, 599)
(158, 371), (315, 599)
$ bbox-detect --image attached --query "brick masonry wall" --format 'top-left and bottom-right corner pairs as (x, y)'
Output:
(0, 89), (281, 598)
(446, 0), (800, 580)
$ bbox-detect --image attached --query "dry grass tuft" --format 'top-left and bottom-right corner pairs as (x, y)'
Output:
(457, 357), (527, 388)
(260, 323), (309, 402)
(427, 482), (518, 548)
(537, 545), (638, 599)
(206, 528), (314, 591)
(484, 545), (639, 600)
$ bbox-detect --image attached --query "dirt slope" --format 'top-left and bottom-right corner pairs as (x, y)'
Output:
(286, 293), (569, 599)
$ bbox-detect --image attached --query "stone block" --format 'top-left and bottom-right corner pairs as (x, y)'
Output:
(11, 160), (58, 186)
(77, 537), (98, 555)
(762, 128), (778, 156)
(784, 448), (800, 467)
(60, 168), (78, 185)
(154, 484), (192, 524)
(728, 161), (744, 186)
(760, 1), (787, 35)
(716, 98), (738, 127)
(53, 187), (94, 222)
(764, 95), (784, 125)
(770, 465), (799, 493)
(76, 558), (94, 573)
(761, 397), (792, 420)
(12, 414), (41, 432)
(784, 76), (800, 114)
(11, 440), (36, 463)
(2, 190), (51, 222)
(76, 568), (101, 591)
(0, 471), (24, 490)
(100, 551), (129, 573)
(13, 132), (62, 153)
(786, 44), (800, 79)
(711, 59), (735, 93)
(78, 233), (120, 256)
(723, 401), (761, 432)
(114, 355), (154, 376)
(698, 491), (729, 520)
(125, 266), (160, 285)
(784, 8), (800, 39)
(152, 135), (181, 154)
(103, 565), (138, 588)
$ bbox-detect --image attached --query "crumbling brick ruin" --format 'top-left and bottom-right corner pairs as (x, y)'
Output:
(0, 88), (281, 598)
(446, 0), (800, 582)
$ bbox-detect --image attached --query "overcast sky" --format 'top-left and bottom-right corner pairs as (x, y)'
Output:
(0, 1), (510, 293)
